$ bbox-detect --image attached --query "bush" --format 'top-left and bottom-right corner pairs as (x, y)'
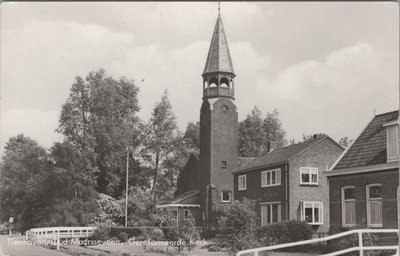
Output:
(151, 228), (165, 240)
(117, 232), (128, 242)
(217, 198), (259, 252)
(109, 226), (145, 239)
(91, 225), (111, 241)
(208, 245), (221, 252)
(256, 220), (313, 247)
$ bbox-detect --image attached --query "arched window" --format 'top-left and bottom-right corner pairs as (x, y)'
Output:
(209, 77), (218, 88)
(220, 77), (229, 88)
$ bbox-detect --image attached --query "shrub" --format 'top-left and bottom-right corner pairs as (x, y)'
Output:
(91, 225), (111, 241)
(109, 226), (144, 239)
(208, 245), (221, 252)
(151, 228), (165, 240)
(256, 220), (313, 247)
(117, 232), (128, 242)
(217, 198), (259, 252)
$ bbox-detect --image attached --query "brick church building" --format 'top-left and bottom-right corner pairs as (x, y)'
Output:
(157, 12), (343, 231)
(157, 12), (238, 226)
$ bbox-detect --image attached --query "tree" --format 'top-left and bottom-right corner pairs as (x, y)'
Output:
(339, 137), (353, 148)
(0, 134), (51, 231)
(141, 90), (181, 200)
(183, 121), (200, 154)
(238, 107), (287, 157)
(217, 199), (259, 252)
(57, 69), (142, 196)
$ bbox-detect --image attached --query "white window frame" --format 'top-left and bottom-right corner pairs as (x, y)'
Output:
(386, 125), (399, 162)
(341, 186), (356, 227)
(260, 202), (281, 226)
(261, 168), (281, 188)
(221, 191), (231, 203)
(238, 175), (247, 191)
(300, 167), (319, 185)
(366, 184), (383, 228)
(300, 201), (323, 225)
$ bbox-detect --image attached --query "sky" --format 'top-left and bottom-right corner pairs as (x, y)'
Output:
(1, 2), (399, 155)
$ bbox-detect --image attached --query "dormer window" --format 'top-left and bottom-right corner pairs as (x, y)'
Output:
(385, 122), (398, 162)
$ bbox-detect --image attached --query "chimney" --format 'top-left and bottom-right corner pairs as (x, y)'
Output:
(267, 141), (278, 152)
(313, 134), (323, 140)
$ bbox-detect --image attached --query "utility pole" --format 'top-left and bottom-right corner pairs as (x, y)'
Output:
(125, 149), (129, 228)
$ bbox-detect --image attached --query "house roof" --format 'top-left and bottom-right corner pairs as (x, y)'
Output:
(202, 13), (235, 76)
(333, 111), (398, 171)
(238, 157), (256, 167)
(234, 135), (334, 173)
(158, 190), (200, 206)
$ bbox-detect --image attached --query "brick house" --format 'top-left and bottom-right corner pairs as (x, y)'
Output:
(233, 135), (344, 233)
(326, 111), (399, 231)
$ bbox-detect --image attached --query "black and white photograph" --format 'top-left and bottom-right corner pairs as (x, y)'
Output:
(0, 2), (399, 256)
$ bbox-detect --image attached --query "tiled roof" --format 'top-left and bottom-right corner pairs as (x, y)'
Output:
(333, 111), (398, 170)
(235, 135), (330, 172)
(202, 13), (235, 76)
(159, 190), (200, 205)
(238, 157), (256, 167)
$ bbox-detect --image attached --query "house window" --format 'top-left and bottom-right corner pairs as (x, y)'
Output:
(341, 186), (356, 226)
(184, 209), (190, 219)
(171, 210), (178, 227)
(221, 161), (227, 169)
(261, 203), (281, 225)
(300, 201), (323, 225)
(300, 167), (318, 185)
(387, 125), (398, 161)
(221, 191), (231, 202)
(238, 175), (247, 191)
(261, 168), (281, 187)
(366, 184), (383, 227)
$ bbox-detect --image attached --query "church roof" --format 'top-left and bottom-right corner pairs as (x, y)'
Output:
(202, 13), (235, 76)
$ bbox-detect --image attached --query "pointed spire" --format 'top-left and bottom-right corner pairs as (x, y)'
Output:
(202, 13), (235, 76)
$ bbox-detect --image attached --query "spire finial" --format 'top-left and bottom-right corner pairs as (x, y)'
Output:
(218, 1), (220, 12)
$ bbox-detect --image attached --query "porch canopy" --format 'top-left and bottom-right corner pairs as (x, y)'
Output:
(156, 190), (200, 209)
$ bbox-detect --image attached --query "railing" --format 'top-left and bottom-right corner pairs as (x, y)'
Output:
(27, 226), (96, 250)
(237, 229), (399, 256)
(28, 226), (95, 239)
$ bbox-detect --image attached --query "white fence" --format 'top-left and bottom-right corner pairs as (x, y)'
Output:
(28, 226), (95, 239)
(237, 229), (399, 256)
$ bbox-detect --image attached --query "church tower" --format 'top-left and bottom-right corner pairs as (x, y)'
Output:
(199, 12), (238, 225)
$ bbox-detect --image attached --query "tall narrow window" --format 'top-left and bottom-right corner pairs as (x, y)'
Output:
(261, 169), (281, 187)
(184, 209), (190, 219)
(238, 175), (247, 191)
(366, 184), (383, 227)
(342, 187), (356, 226)
(261, 203), (281, 225)
(300, 167), (318, 185)
(387, 125), (398, 161)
